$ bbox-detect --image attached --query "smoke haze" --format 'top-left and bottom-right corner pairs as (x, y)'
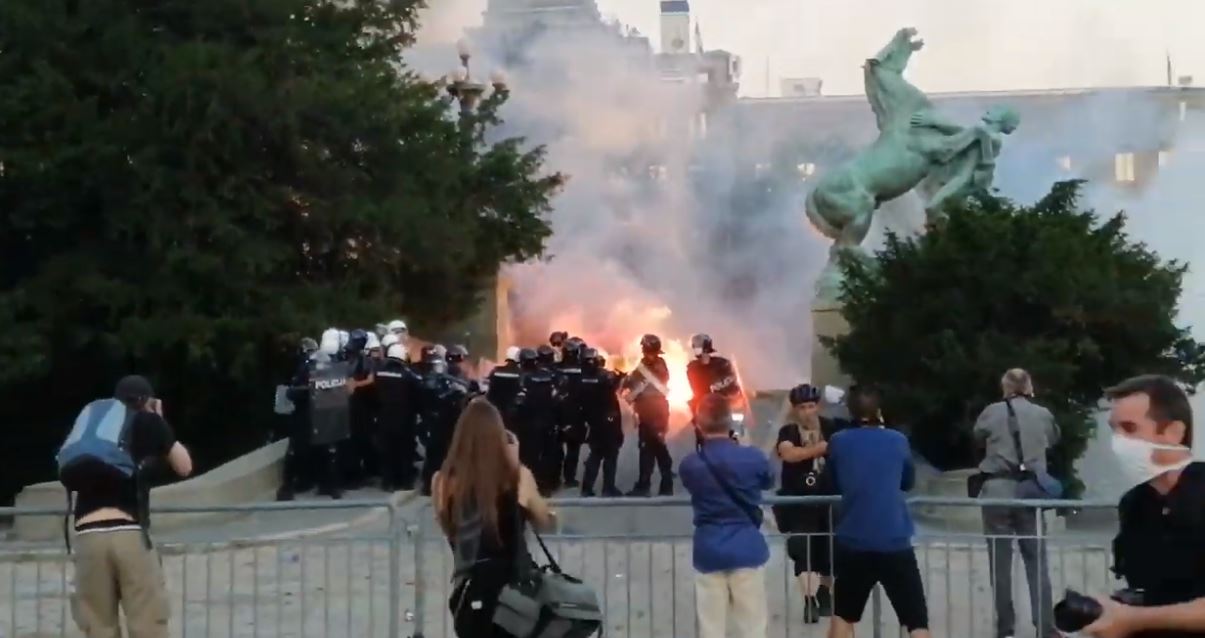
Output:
(406, 1), (1205, 393)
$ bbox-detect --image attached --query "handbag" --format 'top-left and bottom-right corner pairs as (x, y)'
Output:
(492, 510), (603, 638)
(698, 446), (764, 528)
(1003, 398), (1064, 500)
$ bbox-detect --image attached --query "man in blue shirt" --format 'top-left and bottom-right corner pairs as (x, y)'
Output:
(681, 393), (774, 638)
(826, 385), (931, 638)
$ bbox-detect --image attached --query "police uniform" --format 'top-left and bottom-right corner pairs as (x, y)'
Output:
(687, 355), (741, 448)
(346, 353), (381, 484)
(580, 364), (624, 496)
(486, 361), (524, 432)
(624, 355), (674, 495)
(1112, 462), (1205, 638)
(418, 370), (473, 494)
(516, 362), (557, 492)
(554, 358), (587, 488)
(374, 358), (421, 491)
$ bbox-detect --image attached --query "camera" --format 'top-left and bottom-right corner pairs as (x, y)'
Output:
(1054, 588), (1146, 633)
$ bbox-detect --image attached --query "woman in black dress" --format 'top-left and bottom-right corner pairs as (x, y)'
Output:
(433, 398), (555, 637)
(775, 383), (835, 623)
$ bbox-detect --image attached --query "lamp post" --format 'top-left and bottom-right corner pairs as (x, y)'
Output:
(446, 39), (508, 117)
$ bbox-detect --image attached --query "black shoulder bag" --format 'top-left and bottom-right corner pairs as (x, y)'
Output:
(698, 446), (764, 528)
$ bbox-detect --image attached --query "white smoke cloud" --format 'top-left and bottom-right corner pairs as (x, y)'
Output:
(406, 2), (1205, 392)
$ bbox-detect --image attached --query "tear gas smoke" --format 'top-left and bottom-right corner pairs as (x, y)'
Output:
(407, 5), (1205, 393)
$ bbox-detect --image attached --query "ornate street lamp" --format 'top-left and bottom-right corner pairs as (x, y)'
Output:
(446, 39), (508, 116)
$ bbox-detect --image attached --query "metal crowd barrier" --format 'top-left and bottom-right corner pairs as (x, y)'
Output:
(1, 496), (1119, 638)
(1, 500), (407, 638)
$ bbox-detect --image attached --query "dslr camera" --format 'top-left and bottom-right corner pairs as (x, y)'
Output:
(1054, 588), (1146, 633)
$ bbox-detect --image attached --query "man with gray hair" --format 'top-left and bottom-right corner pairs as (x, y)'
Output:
(974, 368), (1061, 638)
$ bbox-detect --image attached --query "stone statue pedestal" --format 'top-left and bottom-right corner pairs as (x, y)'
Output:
(811, 300), (852, 389)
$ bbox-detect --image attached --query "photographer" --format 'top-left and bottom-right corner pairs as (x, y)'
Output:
(1073, 375), (1205, 638)
(61, 375), (193, 638)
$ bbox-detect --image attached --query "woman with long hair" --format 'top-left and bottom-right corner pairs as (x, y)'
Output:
(433, 398), (554, 637)
(775, 384), (835, 623)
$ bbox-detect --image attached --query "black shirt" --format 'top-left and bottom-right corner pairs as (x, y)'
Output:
(73, 411), (176, 525)
(686, 356), (741, 413)
(776, 422), (830, 494)
(1113, 462), (1205, 637)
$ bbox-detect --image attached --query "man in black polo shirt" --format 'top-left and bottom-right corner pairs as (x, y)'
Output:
(1083, 375), (1205, 638)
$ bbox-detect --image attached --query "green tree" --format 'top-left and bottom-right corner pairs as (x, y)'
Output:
(0, 0), (562, 503)
(827, 181), (1205, 495)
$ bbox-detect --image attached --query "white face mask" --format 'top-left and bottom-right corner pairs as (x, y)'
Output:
(692, 347), (705, 357)
(1111, 434), (1193, 488)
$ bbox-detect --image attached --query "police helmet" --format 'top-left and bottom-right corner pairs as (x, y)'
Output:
(299, 337), (319, 355)
(536, 344), (556, 365)
(640, 334), (662, 355)
(505, 346), (521, 363)
(446, 344), (469, 363)
(381, 333), (400, 349)
(348, 329), (369, 352)
(581, 347), (600, 368)
(690, 333), (715, 355)
(338, 330), (351, 349)
(364, 332), (381, 352)
(519, 348), (539, 365)
(319, 328), (342, 356)
(386, 343), (407, 361)
(433, 344), (447, 359)
(549, 331), (568, 348)
(565, 336), (586, 353)
(789, 383), (822, 406)
(387, 319), (408, 336)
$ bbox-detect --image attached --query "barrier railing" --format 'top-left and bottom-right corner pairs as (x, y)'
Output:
(410, 496), (1118, 638)
(1, 500), (407, 638)
(1, 496), (1119, 638)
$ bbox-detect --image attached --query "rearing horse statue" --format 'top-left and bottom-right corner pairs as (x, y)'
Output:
(806, 28), (1019, 302)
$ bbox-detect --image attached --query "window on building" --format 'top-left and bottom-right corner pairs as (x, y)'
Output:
(1057, 156), (1072, 171)
(1181, 101), (1189, 123)
(1114, 153), (1136, 183)
(1159, 151), (1172, 167)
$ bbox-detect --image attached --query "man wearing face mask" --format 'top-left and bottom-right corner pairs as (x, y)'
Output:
(1079, 375), (1205, 638)
(687, 334), (742, 450)
(973, 368), (1060, 638)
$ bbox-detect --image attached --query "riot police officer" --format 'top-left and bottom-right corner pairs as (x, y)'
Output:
(515, 348), (557, 491)
(554, 337), (588, 489)
(417, 345), (474, 495)
(486, 347), (524, 433)
(579, 348), (624, 497)
(686, 333), (742, 450)
(345, 329), (380, 487)
(289, 328), (352, 500)
(278, 337), (319, 501)
(623, 334), (674, 496)
(375, 342), (421, 491)
(536, 344), (557, 368)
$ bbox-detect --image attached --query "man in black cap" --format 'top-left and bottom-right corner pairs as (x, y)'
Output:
(59, 375), (194, 638)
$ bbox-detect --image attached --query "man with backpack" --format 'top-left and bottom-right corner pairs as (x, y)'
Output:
(60, 375), (193, 638)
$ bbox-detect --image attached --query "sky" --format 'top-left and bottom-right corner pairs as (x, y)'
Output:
(417, 0), (1205, 97)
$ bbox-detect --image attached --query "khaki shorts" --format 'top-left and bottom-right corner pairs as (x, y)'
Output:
(70, 529), (170, 638)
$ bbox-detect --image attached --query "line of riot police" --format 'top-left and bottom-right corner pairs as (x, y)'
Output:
(275, 323), (744, 500)
(275, 320), (481, 500)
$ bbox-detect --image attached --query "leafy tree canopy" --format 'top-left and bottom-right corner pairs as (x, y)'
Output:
(827, 181), (1205, 495)
(0, 0), (562, 502)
